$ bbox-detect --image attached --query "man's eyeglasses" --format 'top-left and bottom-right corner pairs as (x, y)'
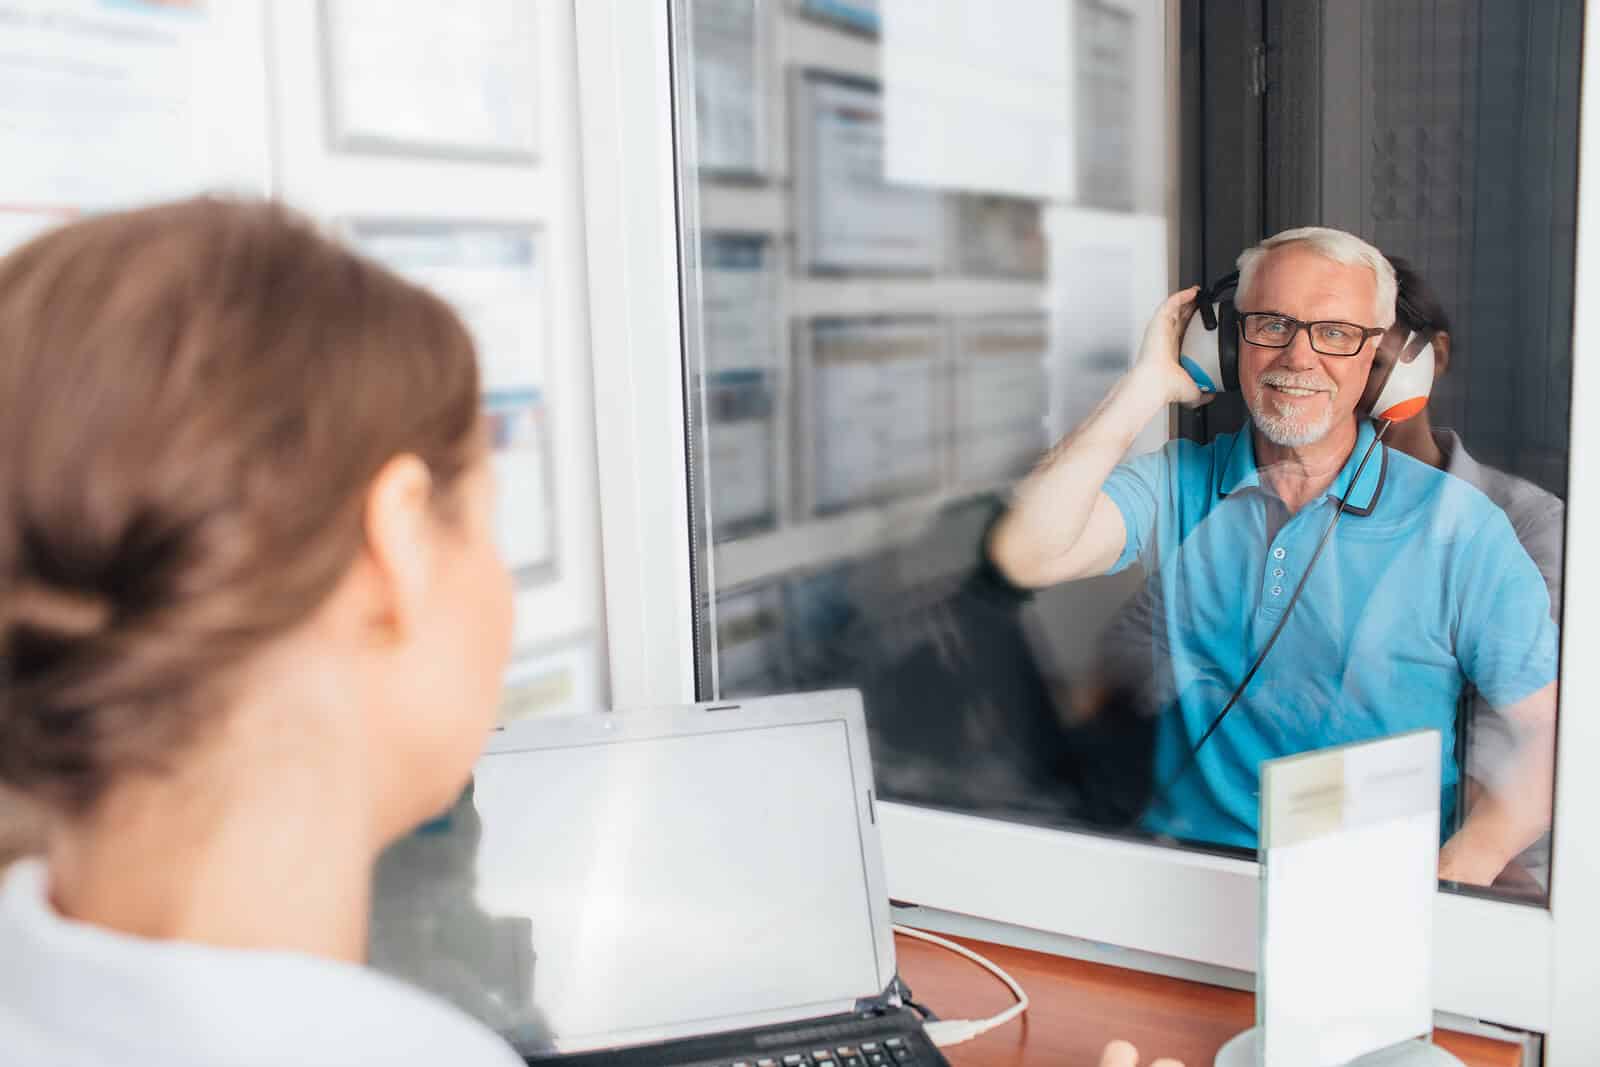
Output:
(1238, 312), (1385, 357)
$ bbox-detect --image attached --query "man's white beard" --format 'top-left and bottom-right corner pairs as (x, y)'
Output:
(1249, 376), (1339, 447)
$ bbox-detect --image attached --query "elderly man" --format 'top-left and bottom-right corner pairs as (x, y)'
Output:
(989, 227), (1557, 884)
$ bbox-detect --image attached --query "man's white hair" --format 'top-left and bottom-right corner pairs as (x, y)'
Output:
(1235, 226), (1396, 328)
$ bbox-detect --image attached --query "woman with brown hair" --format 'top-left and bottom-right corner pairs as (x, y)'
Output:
(0, 198), (522, 1064)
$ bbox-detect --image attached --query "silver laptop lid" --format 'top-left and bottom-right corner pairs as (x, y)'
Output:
(371, 689), (897, 1057)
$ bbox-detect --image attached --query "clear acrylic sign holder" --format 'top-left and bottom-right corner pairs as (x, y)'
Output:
(1216, 731), (1465, 1067)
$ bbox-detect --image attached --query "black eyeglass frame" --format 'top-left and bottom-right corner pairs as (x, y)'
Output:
(1236, 311), (1386, 357)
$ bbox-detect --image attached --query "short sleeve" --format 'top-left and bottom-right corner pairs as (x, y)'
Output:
(1464, 486), (1563, 788)
(1101, 445), (1172, 575)
(1509, 494), (1566, 622)
(1456, 509), (1559, 709)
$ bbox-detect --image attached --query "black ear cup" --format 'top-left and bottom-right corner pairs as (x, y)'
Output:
(1210, 271), (1242, 392)
(1215, 298), (1241, 392)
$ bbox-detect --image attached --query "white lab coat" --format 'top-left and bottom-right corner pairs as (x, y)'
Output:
(0, 859), (524, 1067)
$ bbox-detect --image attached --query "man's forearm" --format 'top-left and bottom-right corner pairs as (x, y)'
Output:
(1440, 685), (1557, 885)
(1440, 788), (1548, 886)
(988, 370), (1167, 587)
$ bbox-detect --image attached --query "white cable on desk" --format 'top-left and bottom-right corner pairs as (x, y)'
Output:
(892, 924), (1029, 1048)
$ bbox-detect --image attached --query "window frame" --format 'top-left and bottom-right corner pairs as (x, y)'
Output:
(573, 0), (1600, 1053)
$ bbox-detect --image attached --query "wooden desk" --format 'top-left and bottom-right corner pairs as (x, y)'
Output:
(893, 932), (1522, 1067)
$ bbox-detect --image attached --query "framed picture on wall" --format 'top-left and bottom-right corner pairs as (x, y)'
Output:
(795, 315), (944, 514)
(692, 0), (769, 177)
(0, 0), (271, 217)
(949, 314), (1051, 486)
(792, 71), (943, 275)
(794, 0), (880, 37)
(346, 219), (557, 585)
(320, 0), (540, 163)
(498, 637), (603, 723)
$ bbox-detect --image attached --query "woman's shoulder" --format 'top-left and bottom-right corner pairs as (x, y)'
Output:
(243, 951), (531, 1066)
(0, 860), (524, 1067)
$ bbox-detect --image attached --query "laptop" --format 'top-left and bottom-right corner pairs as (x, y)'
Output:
(369, 689), (949, 1067)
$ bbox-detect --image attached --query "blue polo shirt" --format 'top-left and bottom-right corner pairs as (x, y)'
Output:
(1101, 420), (1558, 849)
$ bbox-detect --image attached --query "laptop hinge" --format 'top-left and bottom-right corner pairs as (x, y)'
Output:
(853, 980), (905, 1017)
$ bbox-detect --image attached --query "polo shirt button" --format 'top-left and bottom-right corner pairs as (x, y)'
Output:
(1273, 547), (1286, 560)
(1271, 585), (1284, 596)
(1273, 567), (1285, 578)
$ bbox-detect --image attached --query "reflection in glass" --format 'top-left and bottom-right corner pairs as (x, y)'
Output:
(951, 315), (1052, 486)
(702, 234), (781, 541)
(1381, 257), (1565, 895)
(795, 72), (943, 275)
(803, 317), (943, 513)
(1076, 0), (1137, 211)
(369, 782), (553, 1052)
(677, 0), (1574, 907)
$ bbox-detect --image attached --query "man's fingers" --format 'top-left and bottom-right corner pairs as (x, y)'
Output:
(1097, 1040), (1187, 1067)
(1167, 287), (1201, 326)
(1099, 1040), (1140, 1067)
(1153, 286), (1201, 324)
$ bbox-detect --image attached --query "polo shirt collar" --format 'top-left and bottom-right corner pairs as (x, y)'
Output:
(1216, 418), (1388, 516)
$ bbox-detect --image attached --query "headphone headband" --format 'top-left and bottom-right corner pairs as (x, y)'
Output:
(1209, 270), (1241, 297)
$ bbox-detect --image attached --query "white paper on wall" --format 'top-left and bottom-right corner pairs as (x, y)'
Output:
(1076, 0), (1138, 211)
(498, 637), (601, 723)
(715, 584), (788, 696)
(323, 0), (539, 160)
(692, 0), (762, 174)
(0, 0), (269, 219)
(807, 318), (942, 511)
(953, 196), (1047, 278)
(708, 415), (776, 531)
(1045, 206), (1169, 456)
(796, 74), (943, 274)
(350, 222), (547, 394)
(881, 0), (1075, 200)
(485, 389), (555, 578)
(702, 234), (779, 374)
(952, 315), (1050, 484)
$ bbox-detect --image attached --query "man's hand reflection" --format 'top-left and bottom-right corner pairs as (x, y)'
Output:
(1439, 681), (1557, 887)
(1099, 1039), (1184, 1067)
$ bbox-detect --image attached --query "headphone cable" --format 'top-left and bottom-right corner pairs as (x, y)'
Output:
(1134, 418), (1394, 826)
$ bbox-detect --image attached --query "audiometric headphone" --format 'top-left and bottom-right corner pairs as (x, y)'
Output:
(1177, 269), (1437, 423)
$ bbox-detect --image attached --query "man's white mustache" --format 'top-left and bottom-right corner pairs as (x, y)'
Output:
(1258, 371), (1336, 394)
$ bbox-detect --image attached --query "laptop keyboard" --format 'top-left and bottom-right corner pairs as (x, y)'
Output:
(707, 1036), (928, 1067)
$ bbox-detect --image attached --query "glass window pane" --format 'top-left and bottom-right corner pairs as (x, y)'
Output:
(676, 0), (1577, 909)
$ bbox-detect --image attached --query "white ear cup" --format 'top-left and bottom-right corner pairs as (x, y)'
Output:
(1179, 306), (1225, 393)
(1368, 336), (1435, 422)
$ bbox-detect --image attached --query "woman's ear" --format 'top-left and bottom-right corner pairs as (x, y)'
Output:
(1432, 331), (1452, 378)
(361, 455), (436, 643)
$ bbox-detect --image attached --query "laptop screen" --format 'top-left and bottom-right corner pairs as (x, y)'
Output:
(368, 711), (887, 1056)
